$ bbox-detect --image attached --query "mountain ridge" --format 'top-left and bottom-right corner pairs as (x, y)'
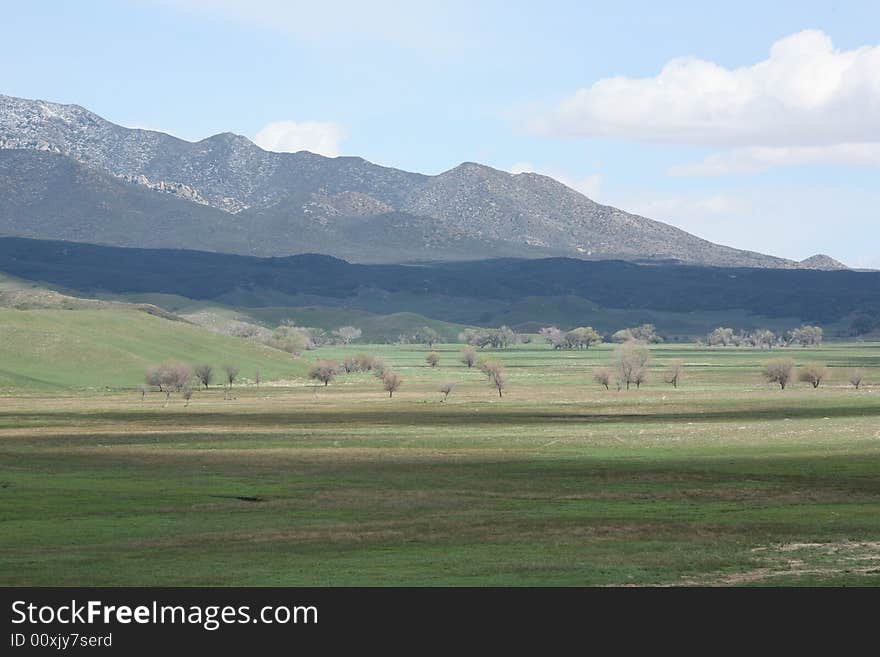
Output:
(0, 93), (845, 269)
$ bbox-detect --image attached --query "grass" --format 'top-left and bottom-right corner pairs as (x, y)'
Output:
(1, 340), (879, 585)
(0, 308), (304, 390)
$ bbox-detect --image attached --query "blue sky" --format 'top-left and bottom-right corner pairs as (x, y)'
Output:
(3, 1), (879, 266)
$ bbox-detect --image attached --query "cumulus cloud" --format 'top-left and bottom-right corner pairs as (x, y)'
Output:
(253, 120), (345, 156)
(510, 162), (602, 199)
(538, 30), (880, 148)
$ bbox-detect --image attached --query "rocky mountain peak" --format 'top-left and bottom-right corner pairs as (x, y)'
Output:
(0, 93), (846, 269)
(799, 254), (848, 270)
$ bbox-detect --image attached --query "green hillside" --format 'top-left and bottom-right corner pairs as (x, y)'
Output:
(0, 308), (305, 390)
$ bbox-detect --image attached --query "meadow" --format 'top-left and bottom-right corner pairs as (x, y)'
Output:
(1, 341), (879, 586)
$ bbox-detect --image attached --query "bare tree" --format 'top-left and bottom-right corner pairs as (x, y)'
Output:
(370, 357), (386, 377)
(332, 326), (362, 344)
(489, 365), (508, 397)
(613, 324), (662, 344)
(194, 364), (213, 389)
(798, 362), (828, 388)
(382, 370), (403, 397)
(763, 358), (795, 390)
(223, 364), (240, 399)
(460, 346), (477, 368)
(137, 384), (148, 402)
(268, 324), (312, 355)
(415, 326), (440, 348)
(309, 360), (339, 386)
(152, 361), (193, 406)
(663, 360), (684, 388)
(707, 327), (735, 347)
(753, 329), (777, 350)
(592, 367), (612, 390)
(539, 326), (566, 349)
(254, 369), (261, 387)
(564, 326), (602, 349)
(789, 325), (824, 347)
(613, 341), (651, 390)
(355, 354), (375, 372)
(145, 365), (164, 391)
(182, 385), (194, 407)
(439, 381), (456, 400)
(426, 351), (440, 367)
(479, 359), (504, 381)
(848, 369), (866, 390)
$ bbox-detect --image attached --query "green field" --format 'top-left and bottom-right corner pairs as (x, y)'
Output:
(1, 340), (879, 585)
(0, 308), (304, 389)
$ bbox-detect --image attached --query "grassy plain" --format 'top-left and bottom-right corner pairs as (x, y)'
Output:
(1, 341), (879, 585)
(0, 308), (304, 389)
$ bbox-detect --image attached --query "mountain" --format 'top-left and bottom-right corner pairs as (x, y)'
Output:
(0, 93), (834, 268)
(2, 237), (877, 336)
(799, 254), (849, 271)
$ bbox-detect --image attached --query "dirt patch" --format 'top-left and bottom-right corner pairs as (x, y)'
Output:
(642, 540), (880, 586)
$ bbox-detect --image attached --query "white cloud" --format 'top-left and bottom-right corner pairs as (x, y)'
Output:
(669, 142), (880, 176)
(537, 30), (880, 149)
(253, 120), (345, 156)
(509, 162), (602, 199)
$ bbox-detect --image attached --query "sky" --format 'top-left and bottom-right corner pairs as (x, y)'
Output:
(2, 1), (879, 267)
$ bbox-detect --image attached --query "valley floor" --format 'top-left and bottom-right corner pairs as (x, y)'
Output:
(1, 343), (879, 586)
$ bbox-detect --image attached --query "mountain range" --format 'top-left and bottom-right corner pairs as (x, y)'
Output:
(2, 237), (876, 337)
(0, 94), (846, 269)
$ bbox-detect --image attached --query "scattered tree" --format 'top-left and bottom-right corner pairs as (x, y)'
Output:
(382, 370), (403, 397)
(613, 341), (651, 390)
(789, 325), (824, 347)
(332, 326), (362, 344)
(489, 365), (508, 397)
(309, 360), (339, 386)
(460, 346), (477, 368)
(592, 366), (612, 390)
(145, 365), (165, 391)
(763, 358), (795, 390)
(146, 361), (193, 406)
(753, 329), (777, 350)
(707, 327), (735, 347)
(267, 323), (313, 355)
(415, 326), (440, 348)
(426, 351), (440, 367)
(613, 324), (662, 344)
(798, 362), (828, 388)
(194, 364), (213, 389)
(343, 353), (382, 373)
(848, 369), (866, 390)
(663, 360), (684, 388)
(564, 326), (602, 349)
(370, 357), (386, 377)
(223, 364), (240, 399)
(479, 359), (504, 381)
(459, 326), (518, 349)
(439, 381), (456, 400)
(539, 326), (567, 349)
(356, 354), (379, 372)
